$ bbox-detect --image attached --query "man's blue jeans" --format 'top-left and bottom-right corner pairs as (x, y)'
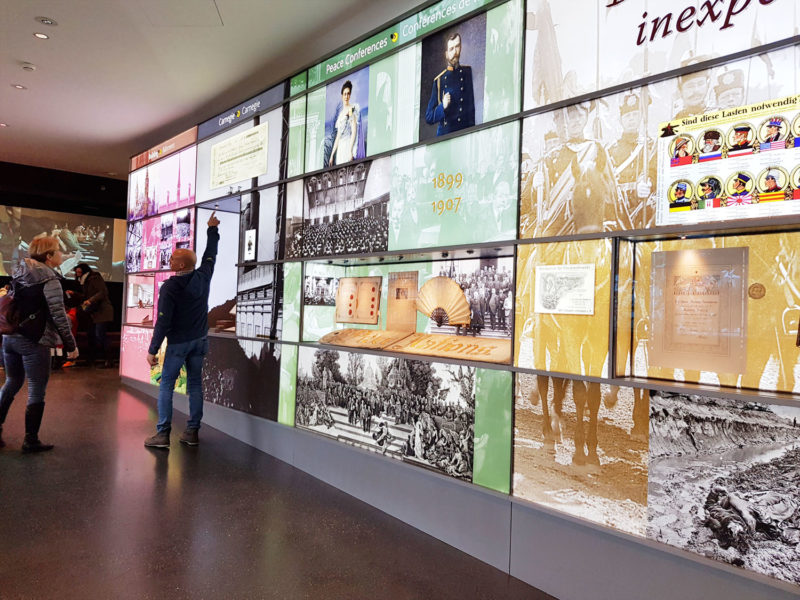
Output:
(156, 336), (208, 433)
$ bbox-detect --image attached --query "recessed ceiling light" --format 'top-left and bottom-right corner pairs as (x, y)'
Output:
(11, 84), (27, 90)
(0, 123), (8, 128)
(33, 32), (49, 39)
(35, 16), (58, 26)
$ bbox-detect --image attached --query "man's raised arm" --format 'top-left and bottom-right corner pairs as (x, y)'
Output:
(198, 211), (220, 279)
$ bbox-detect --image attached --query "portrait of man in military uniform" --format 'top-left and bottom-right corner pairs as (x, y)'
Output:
(524, 101), (622, 237)
(730, 125), (753, 150)
(727, 172), (753, 203)
(669, 181), (692, 211)
(419, 14), (486, 142)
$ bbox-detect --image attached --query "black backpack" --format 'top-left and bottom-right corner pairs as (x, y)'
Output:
(0, 279), (51, 341)
(0, 288), (20, 334)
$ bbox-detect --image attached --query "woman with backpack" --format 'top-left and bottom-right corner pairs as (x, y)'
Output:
(0, 237), (79, 452)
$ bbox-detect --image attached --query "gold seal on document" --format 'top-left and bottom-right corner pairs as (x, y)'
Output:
(748, 283), (766, 299)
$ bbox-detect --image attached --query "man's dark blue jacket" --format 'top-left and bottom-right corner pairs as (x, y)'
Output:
(148, 226), (219, 355)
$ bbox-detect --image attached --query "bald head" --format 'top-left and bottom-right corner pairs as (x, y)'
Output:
(169, 248), (196, 272)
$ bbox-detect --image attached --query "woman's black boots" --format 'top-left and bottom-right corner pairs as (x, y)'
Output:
(22, 403), (53, 453)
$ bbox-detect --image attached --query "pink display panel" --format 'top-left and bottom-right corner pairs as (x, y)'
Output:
(132, 209), (194, 273)
(152, 271), (174, 318)
(127, 146), (197, 221)
(119, 326), (155, 385)
(125, 275), (155, 325)
(141, 216), (160, 271)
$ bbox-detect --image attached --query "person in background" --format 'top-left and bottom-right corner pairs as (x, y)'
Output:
(144, 212), (219, 449)
(0, 237), (78, 452)
(70, 263), (114, 368)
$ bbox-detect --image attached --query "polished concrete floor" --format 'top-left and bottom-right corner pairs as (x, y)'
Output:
(0, 368), (555, 600)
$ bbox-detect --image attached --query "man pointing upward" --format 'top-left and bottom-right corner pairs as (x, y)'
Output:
(145, 211), (220, 449)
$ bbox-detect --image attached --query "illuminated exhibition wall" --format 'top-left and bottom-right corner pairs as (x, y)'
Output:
(122, 0), (800, 590)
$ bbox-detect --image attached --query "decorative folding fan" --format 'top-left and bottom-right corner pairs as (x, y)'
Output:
(415, 276), (470, 327)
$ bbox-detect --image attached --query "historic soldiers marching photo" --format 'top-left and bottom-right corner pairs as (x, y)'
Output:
(519, 45), (797, 238)
(514, 375), (649, 536)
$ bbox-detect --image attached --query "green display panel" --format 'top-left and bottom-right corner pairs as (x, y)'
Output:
(299, 0), (523, 175)
(282, 262), (302, 343)
(287, 96), (307, 178)
(388, 120), (519, 250)
(472, 368), (512, 494)
(290, 72), (307, 97)
(278, 344), (298, 427)
(367, 45), (421, 156)
(482, 0), (522, 122)
(303, 88), (327, 173)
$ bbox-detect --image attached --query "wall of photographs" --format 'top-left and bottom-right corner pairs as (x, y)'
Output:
(121, 0), (800, 592)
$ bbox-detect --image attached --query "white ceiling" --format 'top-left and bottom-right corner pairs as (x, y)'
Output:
(0, 0), (423, 180)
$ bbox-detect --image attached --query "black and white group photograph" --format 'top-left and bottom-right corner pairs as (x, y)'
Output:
(304, 276), (338, 306)
(648, 391), (800, 584)
(426, 258), (514, 339)
(514, 374), (649, 536)
(285, 158), (390, 258)
(296, 347), (476, 481)
(174, 208), (192, 238)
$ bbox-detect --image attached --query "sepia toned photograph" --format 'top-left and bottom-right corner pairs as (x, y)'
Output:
(514, 374), (649, 536)
(648, 391), (800, 584)
(296, 347), (476, 481)
(519, 45), (797, 238)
